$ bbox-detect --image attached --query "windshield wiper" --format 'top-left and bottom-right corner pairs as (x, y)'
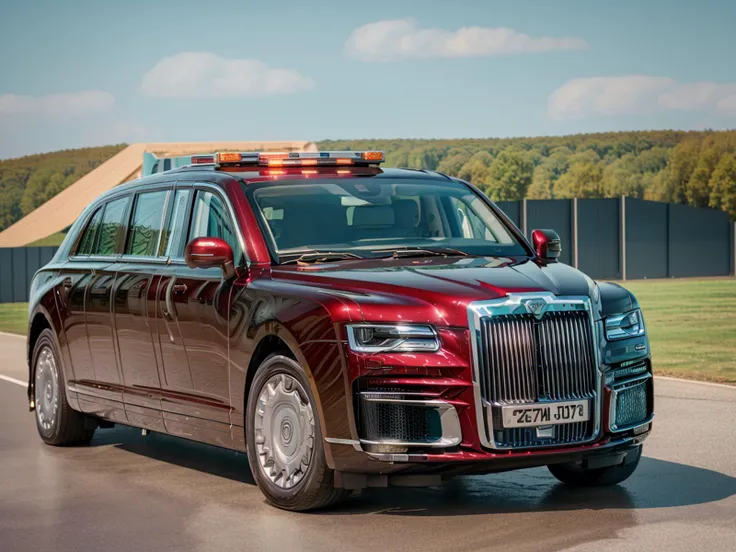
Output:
(281, 251), (363, 265)
(371, 247), (470, 259)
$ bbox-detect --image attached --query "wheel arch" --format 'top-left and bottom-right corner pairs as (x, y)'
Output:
(243, 321), (337, 468)
(27, 304), (65, 411)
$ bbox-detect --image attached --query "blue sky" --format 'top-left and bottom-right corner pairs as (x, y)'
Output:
(1, 0), (735, 158)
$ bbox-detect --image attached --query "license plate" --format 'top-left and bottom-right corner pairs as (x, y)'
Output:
(501, 400), (590, 428)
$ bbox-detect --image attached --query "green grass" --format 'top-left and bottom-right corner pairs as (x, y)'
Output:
(0, 303), (28, 335)
(620, 278), (736, 384)
(1, 278), (734, 383)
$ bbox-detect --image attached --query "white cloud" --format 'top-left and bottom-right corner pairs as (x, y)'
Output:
(0, 91), (115, 119)
(548, 76), (736, 120)
(139, 52), (315, 98)
(345, 18), (588, 62)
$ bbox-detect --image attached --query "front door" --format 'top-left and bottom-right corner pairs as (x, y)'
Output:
(156, 187), (239, 448)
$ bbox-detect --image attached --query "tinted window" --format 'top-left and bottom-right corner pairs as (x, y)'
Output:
(126, 190), (168, 257)
(95, 196), (130, 256)
(76, 207), (103, 255)
(190, 191), (242, 260)
(161, 189), (192, 258)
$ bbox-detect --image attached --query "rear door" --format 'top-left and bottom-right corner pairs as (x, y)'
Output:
(113, 185), (172, 432)
(76, 195), (131, 423)
(58, 206), (104, 391)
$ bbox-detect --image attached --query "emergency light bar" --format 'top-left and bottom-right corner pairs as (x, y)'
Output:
(190, 150), (385, 167)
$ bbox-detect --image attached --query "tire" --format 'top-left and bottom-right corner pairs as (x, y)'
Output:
(245, 354), (350, 511)
(32, 329), (96, 446)
(548, 446), (642, 487)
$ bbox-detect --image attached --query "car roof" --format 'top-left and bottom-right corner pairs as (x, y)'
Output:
(95, 166), (456, 203)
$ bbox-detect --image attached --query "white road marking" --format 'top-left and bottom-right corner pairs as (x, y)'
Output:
(0, 331), (24, 340)
(0, 374), (25, 387)
(656, 376), (735, 390)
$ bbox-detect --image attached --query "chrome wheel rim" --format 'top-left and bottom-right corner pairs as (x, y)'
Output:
(254, 373), (315, 489)
(35, 346), (59, 432)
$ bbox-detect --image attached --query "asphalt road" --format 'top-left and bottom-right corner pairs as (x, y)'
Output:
(1, 332), (735, 552)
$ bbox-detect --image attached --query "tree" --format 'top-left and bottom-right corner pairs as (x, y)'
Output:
(554, 162), (605, 198)
(709, 154), (736, 218)
(527, 165), (554, 199)
(486, 150), (534, 201)
(437, 153), (471, 176)
(603, 154), (645, 198)
(665, 139), (701, 203)
(687, 144), (722, 208)
(457, 151), (494, 186)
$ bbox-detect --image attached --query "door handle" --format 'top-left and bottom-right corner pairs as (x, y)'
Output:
(173, 283), (188, 294)
(62, 277), (73, 291)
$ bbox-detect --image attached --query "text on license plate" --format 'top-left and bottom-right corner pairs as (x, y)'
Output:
(501, 400), (590, 428)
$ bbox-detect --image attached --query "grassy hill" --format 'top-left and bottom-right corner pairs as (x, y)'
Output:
(0, 145), (126, 233)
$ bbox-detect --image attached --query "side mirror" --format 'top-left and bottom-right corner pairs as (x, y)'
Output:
(185, 237), (236, 279)
(531, 229), (562, 261)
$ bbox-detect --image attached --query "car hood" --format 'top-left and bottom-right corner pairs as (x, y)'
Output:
(270, 256), (598, 327)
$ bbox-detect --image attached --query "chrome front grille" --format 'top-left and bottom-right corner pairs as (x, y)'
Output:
(469, 294), (601, 450)
(478, 311), (597, 404)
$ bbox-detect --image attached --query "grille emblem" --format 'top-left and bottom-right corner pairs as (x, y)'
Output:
(525, 298), (547, 319)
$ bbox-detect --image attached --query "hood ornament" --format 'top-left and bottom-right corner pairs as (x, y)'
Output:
(524, 298), (547, 319)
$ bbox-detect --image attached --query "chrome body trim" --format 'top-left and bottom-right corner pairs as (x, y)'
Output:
(468, 293), (603, 450)
(608, 372), (654, 433)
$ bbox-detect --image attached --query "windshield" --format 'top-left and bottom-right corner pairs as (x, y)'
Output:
(245, 177), (528, 261)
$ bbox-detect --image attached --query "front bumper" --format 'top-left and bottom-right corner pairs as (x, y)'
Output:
(330, 430), (650, 485)
(327, 320), (653, 474)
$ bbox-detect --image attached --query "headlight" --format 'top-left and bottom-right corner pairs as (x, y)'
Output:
(605, 309), (645, 340)
(346, 324), (439, 353)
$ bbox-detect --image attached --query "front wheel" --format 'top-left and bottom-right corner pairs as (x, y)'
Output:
(548, 446), (642, 487)
(245, 354), (349, 511)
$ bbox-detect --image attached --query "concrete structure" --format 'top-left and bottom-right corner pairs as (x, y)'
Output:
(0, 141), (317, 247)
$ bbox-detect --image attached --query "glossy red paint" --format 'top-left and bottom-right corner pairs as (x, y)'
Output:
(184, 237), (233, 269)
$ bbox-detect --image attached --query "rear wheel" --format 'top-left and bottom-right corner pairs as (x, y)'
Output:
(33, 329), (96, 446)
(246, 354), (349, 511)
(548, 446), (642, 487)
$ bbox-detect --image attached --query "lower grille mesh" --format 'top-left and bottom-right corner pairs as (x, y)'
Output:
(359, 400), (440, 443)
(614, 381), (649, 428)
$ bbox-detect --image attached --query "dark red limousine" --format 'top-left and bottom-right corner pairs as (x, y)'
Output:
(26, 150), (653, 510)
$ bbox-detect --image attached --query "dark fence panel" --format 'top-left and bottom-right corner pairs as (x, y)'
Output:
(526, 199), (573, 266)
(0, 247), (58, 304)
(0, 249), (13, 303)
(625, 199), (668, 279)
(496, 201), (521, 227)
(578, 199), (621, 280)
(668, 204), (731, 278)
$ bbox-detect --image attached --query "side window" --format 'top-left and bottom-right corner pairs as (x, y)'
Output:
(160, 189), (192, 258)
(189, 190), (242, 262)
(95, 196), (130, 256)
(126, 190), (169, 257)
(76, 207), (103, 255)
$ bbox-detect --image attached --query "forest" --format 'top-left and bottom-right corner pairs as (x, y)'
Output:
(319, 130), (736, 219)
(1, 130), (735, 234)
